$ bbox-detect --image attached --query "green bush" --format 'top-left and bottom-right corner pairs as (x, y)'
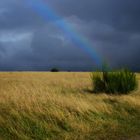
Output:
(91, 69), (138, 94)
(50, 68), (59, 72)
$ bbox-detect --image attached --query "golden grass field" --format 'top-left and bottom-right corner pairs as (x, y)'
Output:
(0, 72), (140, 140)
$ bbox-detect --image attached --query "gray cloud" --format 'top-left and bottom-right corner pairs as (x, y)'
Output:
(0, 0), (140, 71)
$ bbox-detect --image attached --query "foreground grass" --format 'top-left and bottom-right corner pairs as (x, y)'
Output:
(0, 72), (140, 140)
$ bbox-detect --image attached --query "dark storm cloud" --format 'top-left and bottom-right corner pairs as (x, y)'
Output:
(0, 1), (45, 30)
(50, 0), (140, 33)
(0, 0), (140, 71)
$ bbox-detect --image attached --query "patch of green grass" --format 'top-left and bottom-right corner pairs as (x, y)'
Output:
(0, 103), (140, 140)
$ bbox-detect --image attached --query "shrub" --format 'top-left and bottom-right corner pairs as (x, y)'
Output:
(91, 69), (138, 94)
(50, 68), (59, 72)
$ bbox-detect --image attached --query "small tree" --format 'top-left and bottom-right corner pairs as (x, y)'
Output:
(50, 68), (59, 72)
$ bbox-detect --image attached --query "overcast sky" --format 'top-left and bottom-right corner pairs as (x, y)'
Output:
(0, 0), (140, 71)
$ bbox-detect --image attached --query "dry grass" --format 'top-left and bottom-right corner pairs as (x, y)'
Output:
(0, 72), (140, 140)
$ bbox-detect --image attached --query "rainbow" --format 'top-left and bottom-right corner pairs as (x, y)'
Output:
(24, 0), (102, 67)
